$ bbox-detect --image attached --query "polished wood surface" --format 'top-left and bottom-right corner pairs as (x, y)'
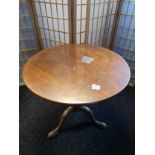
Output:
(23, 44), (130, 105)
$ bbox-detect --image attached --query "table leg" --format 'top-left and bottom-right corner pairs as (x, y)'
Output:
(48, 106), (74, 139)
(48, 105), (107, 139)
(79, 106), (107, 128)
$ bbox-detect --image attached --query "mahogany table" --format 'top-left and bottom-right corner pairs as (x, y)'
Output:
(23, 44), (130, 139)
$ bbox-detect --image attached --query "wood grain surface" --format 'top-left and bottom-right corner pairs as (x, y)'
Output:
(23, 44), (130, 105)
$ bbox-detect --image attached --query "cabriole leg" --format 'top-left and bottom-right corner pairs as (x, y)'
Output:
(48, 106), (74, 139)
(79, 106), (107, 128)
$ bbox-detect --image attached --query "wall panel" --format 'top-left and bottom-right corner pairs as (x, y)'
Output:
(113, 0), (135, 84)
(19, 0), (40, 85)
(86, 0), (119, 47)
(34, 0), (71, 47)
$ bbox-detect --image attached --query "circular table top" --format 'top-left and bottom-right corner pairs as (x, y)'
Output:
(23, 44), (130, 105)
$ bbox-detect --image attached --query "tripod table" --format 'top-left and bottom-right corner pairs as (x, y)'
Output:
(23, 44), (130, 138)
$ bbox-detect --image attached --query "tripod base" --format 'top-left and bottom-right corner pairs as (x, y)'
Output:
(48, 106), (107, 139)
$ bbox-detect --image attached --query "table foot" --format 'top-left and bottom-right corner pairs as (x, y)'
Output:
(48, 105), (107, 139)
(47, 129), (58, 139)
